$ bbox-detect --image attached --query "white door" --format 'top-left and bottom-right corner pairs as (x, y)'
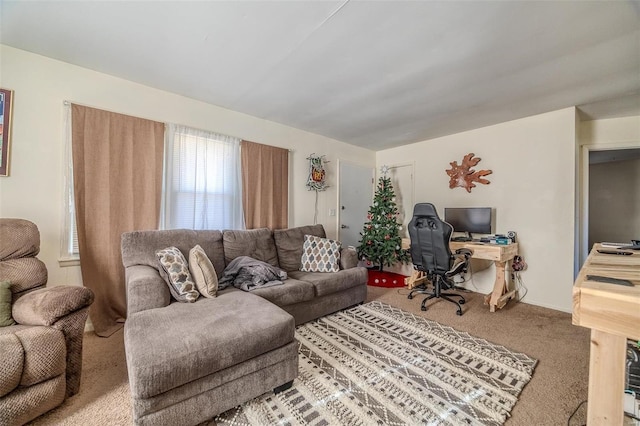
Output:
(338, 161), (374, 248)
(389, 164), (414, 239)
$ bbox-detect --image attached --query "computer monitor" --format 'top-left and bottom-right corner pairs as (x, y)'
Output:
(444, 207), (492, 240)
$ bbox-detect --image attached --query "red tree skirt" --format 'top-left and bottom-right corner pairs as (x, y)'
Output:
(367, 270), (408, 288)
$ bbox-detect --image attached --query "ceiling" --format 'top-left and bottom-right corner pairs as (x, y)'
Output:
(1, 1), (639, 151)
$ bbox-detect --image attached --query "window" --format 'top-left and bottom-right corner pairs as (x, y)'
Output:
(62, 118), (246, 263)
(162, 124), (244, 230)
(60, 103), (79, 264)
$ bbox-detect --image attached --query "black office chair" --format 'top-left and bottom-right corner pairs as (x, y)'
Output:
(407, 203), (473, 316)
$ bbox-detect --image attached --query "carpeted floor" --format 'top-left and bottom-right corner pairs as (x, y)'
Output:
(216, 301), (537, 425)
(28, 287), (590, 425)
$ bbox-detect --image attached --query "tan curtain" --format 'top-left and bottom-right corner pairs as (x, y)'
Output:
(72, 105), (164, 337)
(241, 140), (289, 229)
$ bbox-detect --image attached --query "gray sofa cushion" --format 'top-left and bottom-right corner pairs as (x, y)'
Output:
(249, 278), (315, 307)
(273, 225), (326, 272)
(122, 229), (225, 279)
(125, 290), (294, 399)
(125, 265), (171, 314)
(288, 268), (367, 297)
(223, 228), (278, 267)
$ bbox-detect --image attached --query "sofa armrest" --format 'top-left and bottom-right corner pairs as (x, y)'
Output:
(12, 285), (94, 326)
(340, 246), (359, 270)
(126, 265), (170, 315)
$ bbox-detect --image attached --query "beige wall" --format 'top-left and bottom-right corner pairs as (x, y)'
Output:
(377, 108), (578, 312)
(581, 116), (640, 145)
(0, 45), (375, 288)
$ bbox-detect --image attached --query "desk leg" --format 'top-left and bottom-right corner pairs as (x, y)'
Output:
(406, 270), (426, 289)
(586, 329), (626, 425)
(484, 260), (517, 312)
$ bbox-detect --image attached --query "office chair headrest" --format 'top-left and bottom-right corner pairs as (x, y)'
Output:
(412, 203), (438, 218)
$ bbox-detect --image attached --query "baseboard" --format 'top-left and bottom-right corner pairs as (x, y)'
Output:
(517, 299), (572, 314)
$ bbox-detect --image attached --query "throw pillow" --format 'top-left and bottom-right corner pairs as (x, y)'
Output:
(156, 247), (200, 303)
(0, 281), (16, 327)
(300, 234), (341, 273)
(189, 245), (218, 298)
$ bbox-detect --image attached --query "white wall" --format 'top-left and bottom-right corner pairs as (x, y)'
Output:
(0, 45), (375, 288)
(377, 108), (577, 312)
(581, 116), (640, 145)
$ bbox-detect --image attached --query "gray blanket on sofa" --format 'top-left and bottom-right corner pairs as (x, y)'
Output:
(219, 256), (288, 292)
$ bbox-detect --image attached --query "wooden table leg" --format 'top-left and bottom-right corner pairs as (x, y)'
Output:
(405, 270), (426, 289)
(586, 329), (626, 425)
(485, 260), (517, 312)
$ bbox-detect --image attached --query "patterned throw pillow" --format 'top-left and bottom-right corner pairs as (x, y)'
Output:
(189, 245), (218, 298)
(300, 235), (341, 273)
(156, 247), (199, 303)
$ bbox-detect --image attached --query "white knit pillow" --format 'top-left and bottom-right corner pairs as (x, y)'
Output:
(188, 245), (218, 298)
(299, 235), (341, 273)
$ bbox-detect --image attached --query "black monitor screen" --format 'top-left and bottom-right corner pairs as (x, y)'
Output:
(444, 207), (492, 234)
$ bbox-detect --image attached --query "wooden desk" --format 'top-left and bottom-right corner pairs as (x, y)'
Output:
(451, 241), (519, 312)
(404, 239), (519, 312)
(572, 243), (640, 425)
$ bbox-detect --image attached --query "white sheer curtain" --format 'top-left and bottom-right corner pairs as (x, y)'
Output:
(162, 124), (245, 230)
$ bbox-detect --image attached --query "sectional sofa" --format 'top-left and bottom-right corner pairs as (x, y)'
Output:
(120, 224), (367, 426)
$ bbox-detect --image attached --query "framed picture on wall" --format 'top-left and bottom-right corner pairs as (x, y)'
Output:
(0, 88), (13, 177)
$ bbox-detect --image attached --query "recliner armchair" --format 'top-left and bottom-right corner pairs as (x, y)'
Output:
(0, 218), (94, 426)
(406, 203), (472, 316)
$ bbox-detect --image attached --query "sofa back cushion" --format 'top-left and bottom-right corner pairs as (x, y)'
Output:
(0, 219), (48, 298)
(223, 228), (279, 267)
(0, 218), (40, 261)
(121, 229), (225, 278)
(273, 225), (326, 272)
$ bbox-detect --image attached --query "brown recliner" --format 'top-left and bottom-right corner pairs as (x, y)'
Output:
(0, 218), (94, 426)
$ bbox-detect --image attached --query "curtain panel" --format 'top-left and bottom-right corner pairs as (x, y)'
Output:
(162, 124), (244, 230)
(241, 140), (289, 229)
(71, 104), (164, 337)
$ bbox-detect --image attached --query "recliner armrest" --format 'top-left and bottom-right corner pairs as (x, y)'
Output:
(12, 285), (94, 326)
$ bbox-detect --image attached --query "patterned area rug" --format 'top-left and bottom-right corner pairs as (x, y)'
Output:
(215, 301), (537, 426)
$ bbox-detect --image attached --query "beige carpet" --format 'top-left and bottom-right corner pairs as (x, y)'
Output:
(28, 287), (590, 425)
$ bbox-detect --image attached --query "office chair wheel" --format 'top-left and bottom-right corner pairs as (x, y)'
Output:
(459, 300), (465, 305)
(408, 294), (413, 300)
(421, 306), (427, 311)
(456, 309), (463, 316)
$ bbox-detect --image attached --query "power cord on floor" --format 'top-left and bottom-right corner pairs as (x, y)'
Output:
(463, 261), (479, 292)
(513, 271), (528, 302)
(396, 287), (412, 296)
(567, 399), (587, 426)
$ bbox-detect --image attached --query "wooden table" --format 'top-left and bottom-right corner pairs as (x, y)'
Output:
(451, 241), (519, 312)
(404, 239), (519, 312)
(572, 243), (640, 425)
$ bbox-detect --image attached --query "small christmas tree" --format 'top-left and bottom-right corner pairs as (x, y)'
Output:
(357, 168), (410, 271)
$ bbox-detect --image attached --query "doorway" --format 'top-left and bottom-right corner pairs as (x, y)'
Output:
(338, 161), (374, 248)
(579, 146), (640, 268)
(388, 163), (414, 239)
(588, 148), (640, 247)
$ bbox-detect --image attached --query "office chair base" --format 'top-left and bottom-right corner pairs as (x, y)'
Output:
(407, 283), (430, 300)
(420, 292), (465, 316)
